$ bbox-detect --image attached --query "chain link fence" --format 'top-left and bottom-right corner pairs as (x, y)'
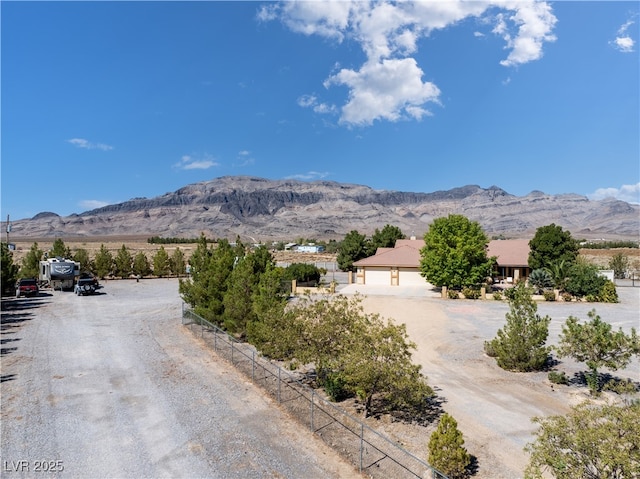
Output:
(181, 306), (448, 479)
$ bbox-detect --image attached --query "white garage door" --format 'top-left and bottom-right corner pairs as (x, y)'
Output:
(363, 267), (391, 285)
(398, 268), (426, 286)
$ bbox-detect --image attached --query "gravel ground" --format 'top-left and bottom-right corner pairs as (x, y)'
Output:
(1, 279), (361, 479)
(353, 286), (640, 479)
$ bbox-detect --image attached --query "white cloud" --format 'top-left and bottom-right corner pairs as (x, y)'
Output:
(495, 1), (557, 67)
(174, 154), (219, 170)
(610, 15), (637, 53)
(266, 0), (557, 126)
(67, 138), (113, 151)
(325, 57), (440, 125)
(588, 183), (640, 204)
(285, 171), (330, 181)
(79, 199), (111, 210)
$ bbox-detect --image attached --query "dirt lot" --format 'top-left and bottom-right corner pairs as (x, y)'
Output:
(351, 288), (640, 478)
(1, 280), (362, 479)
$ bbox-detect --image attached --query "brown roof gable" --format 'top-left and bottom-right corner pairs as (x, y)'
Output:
(354, 239), (424, 268)
(487, 239), (530, 267)
(353, 238), (530, 269)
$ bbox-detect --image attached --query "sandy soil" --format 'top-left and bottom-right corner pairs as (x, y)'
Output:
(351, 290), (640, 479)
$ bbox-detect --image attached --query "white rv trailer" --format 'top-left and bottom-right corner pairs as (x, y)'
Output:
(39, 257), (80, 291)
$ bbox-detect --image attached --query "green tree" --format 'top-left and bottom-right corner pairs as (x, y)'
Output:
(21, 242), (43, 279)
(340, 315), (433, 417)
(152, 246), (170, 277)
(1, 243), (20, 295)
(73, 248), (92, 274)
(609, 252), (629, 279)
(246, 266), (291, 358)
(427, 413), (471, 479)
(132, 252), (151, 277)
(170, 247), (186, 276)
(114, 244), (133, 279)
(368, 224), (405, 254)
(564, 261), (607, 300)
(485, 283), (551, 371)
(93, 244), (113, 279)
(283, 263), (322, 284)
(556, 309), (640, 394)
(285, 295), (433, 417)
(337, 230), (369, 272)
(179, 239), (237, 324)
(50, 238), (71, 258)
(528, 224), (578, 271)
(222, 246), (277, 335)
(419, 214), (495, 288)
(525, 401), (640, 479)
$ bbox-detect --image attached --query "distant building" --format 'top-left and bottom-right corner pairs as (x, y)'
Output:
(296, 244), (325, 253)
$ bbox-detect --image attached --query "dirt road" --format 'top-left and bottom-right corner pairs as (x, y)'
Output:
(1, 279), (361, 479)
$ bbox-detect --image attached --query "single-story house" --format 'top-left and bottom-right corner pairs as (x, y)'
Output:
(352, 238), (531, 286)
(353, 238), (426, 286)
(486, 239), (531, 284)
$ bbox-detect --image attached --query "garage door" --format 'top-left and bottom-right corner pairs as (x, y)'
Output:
(363, 267), (391, 285)
(398, 268), (426, 286)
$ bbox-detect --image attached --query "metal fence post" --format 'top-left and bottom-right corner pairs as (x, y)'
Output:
(231, 340), (234, 364)
(252, 351), (255, 381)
(360, 423), (364, 472)
(310, 390), (314, 431)
(278, 368), (281, 403)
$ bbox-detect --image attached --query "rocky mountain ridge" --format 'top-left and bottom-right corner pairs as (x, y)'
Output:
(9, 176), (640, 241)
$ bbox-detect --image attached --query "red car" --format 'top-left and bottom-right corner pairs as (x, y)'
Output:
(16, 278), (39, 297)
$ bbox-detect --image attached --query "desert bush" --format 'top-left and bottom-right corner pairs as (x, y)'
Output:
(448, 289), (460, 299)
(542, 290), (556, 301)
(548, 371), (568, 385)
(462, 287), (481, 299)
(598, 280), (618, 303)
(492, 291), (502, 301)
(503, 287), (517, 300)
(603, 378), (638, 395)
(561, 292), (572, 302)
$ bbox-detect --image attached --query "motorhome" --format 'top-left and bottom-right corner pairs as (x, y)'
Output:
(39, 257), (80, 291)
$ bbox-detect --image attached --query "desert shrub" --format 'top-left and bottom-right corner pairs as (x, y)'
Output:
(320, 371), (352, 402)
(599, 280), (618, 303)
(565, 262), (607, 299)
(543, 290), (556, 301)
(483, 340), (497, 357)
(448, 289), (460, 299)
(603, 378), (638, 395)
(548, 371), (568, 385)
(503, 287), (517, 300)
(561, 292), (572, 302)
(462, 287), (481, 299)
(283, 263), (322, 285)
(492, 291), (503, 301)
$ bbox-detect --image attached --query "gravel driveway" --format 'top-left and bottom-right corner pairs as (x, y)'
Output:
(1, 279), (360, 479)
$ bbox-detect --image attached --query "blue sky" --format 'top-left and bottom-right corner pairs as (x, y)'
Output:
(2, 1), (639, 221)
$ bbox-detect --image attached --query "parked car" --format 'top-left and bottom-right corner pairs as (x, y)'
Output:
(16, 278), (39, 298)
(74, 277), (100, 296)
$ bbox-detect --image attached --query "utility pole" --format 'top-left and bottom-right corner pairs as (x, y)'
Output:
(6, 214), (10, 246)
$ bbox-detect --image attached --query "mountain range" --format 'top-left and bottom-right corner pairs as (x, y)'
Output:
(9, 176), (640, 241)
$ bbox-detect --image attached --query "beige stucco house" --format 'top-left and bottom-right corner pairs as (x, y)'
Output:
(352, 238), (531, 286)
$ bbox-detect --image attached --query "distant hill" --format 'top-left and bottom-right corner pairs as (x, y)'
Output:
(9, 176), (640, 241)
